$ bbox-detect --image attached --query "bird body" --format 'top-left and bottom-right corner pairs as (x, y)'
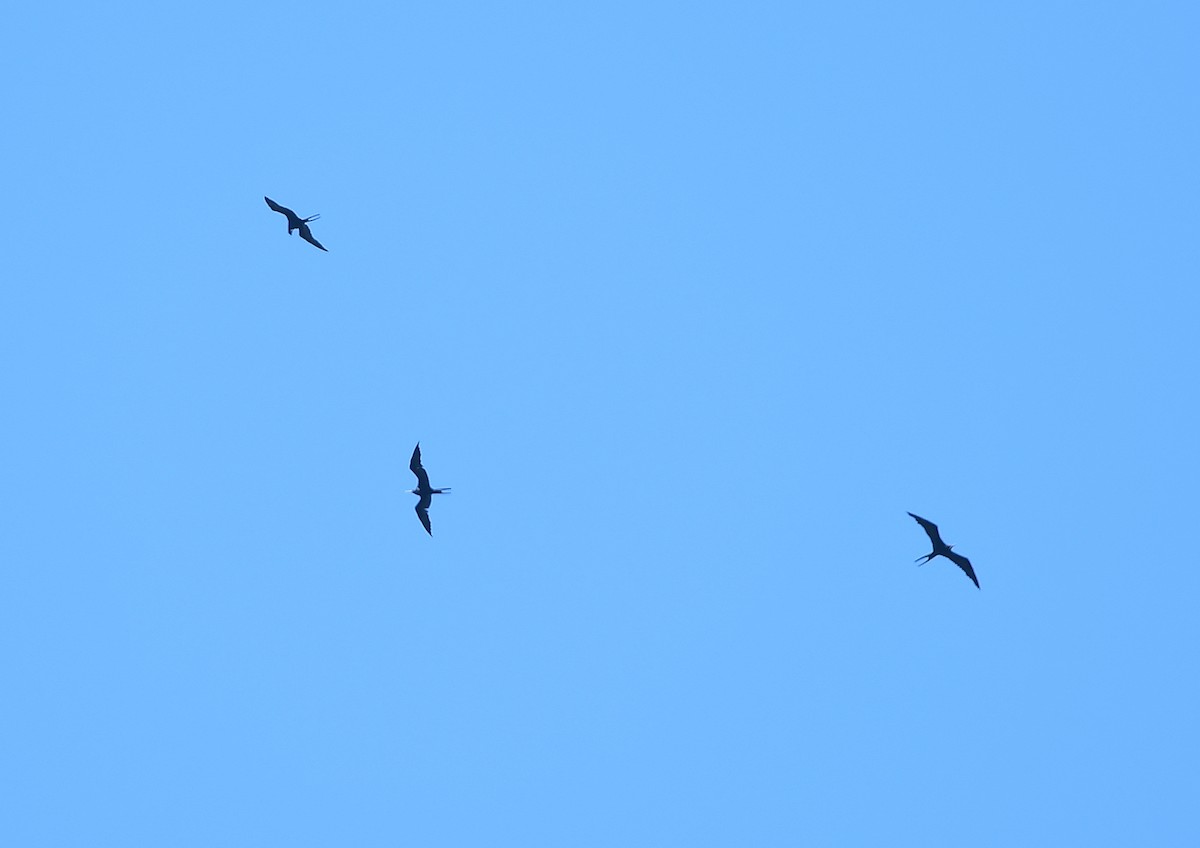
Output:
(907, 512), (979, 589)
(264, 195), (328, 251)
(409, 443), (451, 536)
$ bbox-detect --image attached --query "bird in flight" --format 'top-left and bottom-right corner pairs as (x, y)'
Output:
(409, 443), (451, 536)
(264, 196), (328, 251)
(907, 512), (980, 589)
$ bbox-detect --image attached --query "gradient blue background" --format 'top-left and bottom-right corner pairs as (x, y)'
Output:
(2, 2), (1197, 844)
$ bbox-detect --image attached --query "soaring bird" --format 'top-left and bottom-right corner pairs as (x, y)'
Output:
(409, 443), (451, 536)
(264, 196), (328, 251)
(907, 512), (980, 589)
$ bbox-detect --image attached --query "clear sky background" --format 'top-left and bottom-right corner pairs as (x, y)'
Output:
(1, 1), (1197, 845)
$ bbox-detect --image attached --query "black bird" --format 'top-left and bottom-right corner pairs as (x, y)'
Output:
(409, 443), (451, 536)
(907, 512), (980, 589)
(264, 196), (327, 251)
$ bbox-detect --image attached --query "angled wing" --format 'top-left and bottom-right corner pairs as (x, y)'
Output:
(298, 222), (328, 251)
(415, 494), (433, 536)
(264, 196), (294, 217)
(410, 443), (430, 489)
(907, 512), (945, 548)
(945, 550), (980, 589)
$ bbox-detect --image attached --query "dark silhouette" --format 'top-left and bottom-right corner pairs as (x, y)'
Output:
(264, 196), (327, 251)
(410, 443), (451, 536)
(907, 512), (980, 589)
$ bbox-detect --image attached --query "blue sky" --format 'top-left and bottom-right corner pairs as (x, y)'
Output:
(1, 1), (1197, 844)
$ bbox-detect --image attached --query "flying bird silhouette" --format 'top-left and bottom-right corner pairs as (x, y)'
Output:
(264, 196), (327, 251)
(410, 443), (451, 536)
(907, 512), (980, 589)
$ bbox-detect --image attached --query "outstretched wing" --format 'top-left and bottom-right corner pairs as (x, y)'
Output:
(415, 494), (433, 536)
(298, 222), (328, 251)
(907, 512), (945, 548)
(410, 443), (430, 489)
(264, 196), (294, 217)
(945, 550), (980, 589)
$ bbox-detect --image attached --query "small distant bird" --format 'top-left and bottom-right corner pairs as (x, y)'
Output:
(410, 443), (451, 536)
(907, 512), (980, 589)
(264, 196), (327, 251)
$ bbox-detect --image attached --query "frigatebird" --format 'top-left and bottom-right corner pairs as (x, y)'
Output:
(907, 512), (980, 589)
(410, 443), (451, 536)
(264, 196), (328, 251)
